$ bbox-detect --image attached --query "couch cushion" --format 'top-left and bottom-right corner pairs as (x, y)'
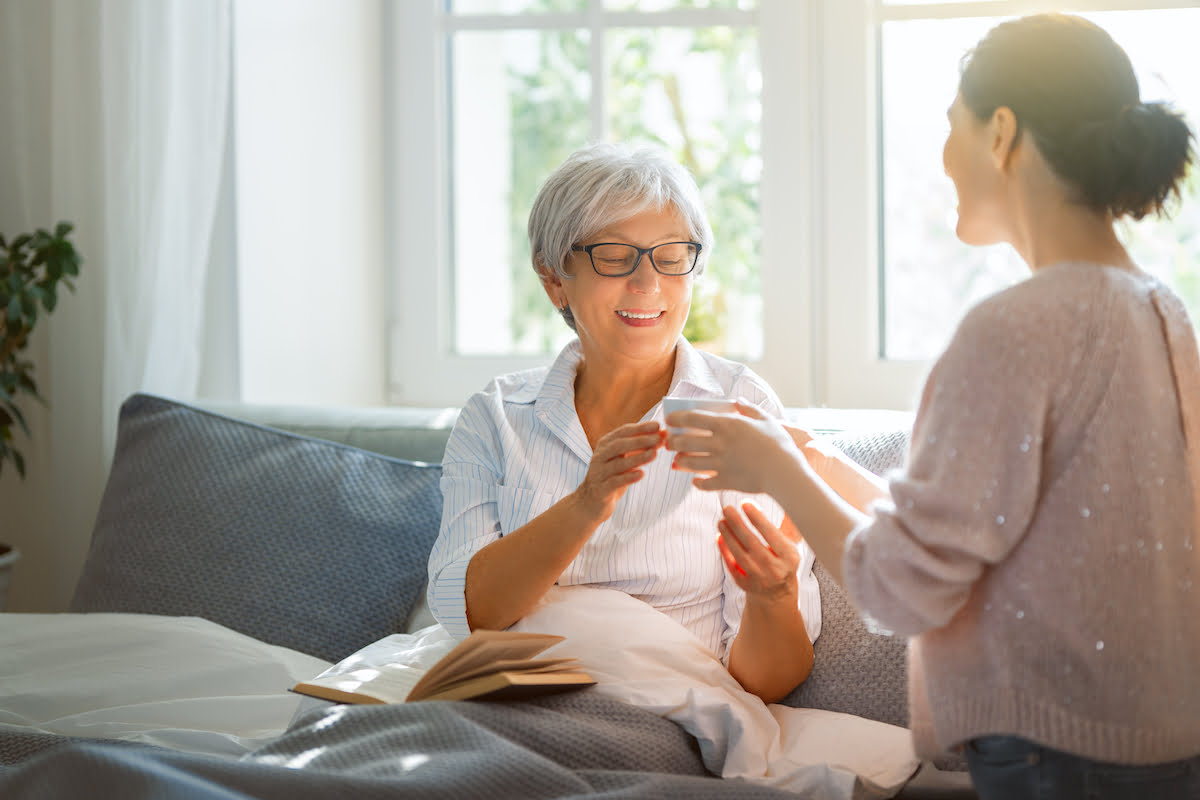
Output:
(779, 427), (911, 728)
(780, 562), (909, 728)
(71, 393), (443, 663)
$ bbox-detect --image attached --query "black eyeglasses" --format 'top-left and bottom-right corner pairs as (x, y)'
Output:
(570, 241), (702, 277)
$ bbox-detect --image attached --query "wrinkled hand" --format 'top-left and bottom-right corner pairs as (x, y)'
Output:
(665, 401), (800, 494)
(573, 421), (665, 523)
(718, 503), (802, 599)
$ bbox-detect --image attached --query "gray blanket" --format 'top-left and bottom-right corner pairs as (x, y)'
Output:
(0, 693), (808, 799)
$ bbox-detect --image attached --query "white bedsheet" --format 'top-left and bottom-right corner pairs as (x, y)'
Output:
(0, 613), (331, 757)
(338, 587), (920, 799)
(511, 586), (920, 799)
(1, 602), (920, 798)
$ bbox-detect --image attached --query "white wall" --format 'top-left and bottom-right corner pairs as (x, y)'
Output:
(233, 0), (386, 406)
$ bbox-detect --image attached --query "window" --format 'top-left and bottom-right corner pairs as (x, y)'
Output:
(445, 2), (761, 359)
(388, 1), (1200, 409)
(878, 4), (1200, 361)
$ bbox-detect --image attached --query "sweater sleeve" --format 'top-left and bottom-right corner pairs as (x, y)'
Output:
(842, 294), (1054, 637)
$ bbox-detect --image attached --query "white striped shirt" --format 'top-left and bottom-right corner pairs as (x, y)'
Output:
(427, 338), (821, 661)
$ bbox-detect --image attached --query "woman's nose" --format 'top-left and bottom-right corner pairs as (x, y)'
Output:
(627, 254), (659, 291)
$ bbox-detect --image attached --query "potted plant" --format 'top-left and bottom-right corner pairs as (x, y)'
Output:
(0, 221), (82, 609)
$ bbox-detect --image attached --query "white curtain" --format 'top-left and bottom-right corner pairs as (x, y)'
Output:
(93, 0), (234, 451)
(0, 0), (233, 610)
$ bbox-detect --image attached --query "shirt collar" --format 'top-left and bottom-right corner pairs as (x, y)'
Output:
(535, 338), (583, 410)
(517, 336), (727, 411)
(664, 337), (726, 399)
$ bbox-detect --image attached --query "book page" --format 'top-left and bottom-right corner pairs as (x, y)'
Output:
(293, 628), (573, 705)
(438, 655), (578, 685)
(294, 663), (426, 704)
(406, 630), (564, 701)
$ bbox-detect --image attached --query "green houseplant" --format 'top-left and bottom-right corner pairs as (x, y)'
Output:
(0, 221), (82, 609)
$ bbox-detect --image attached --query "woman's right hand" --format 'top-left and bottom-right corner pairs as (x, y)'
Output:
(572, 421), (665, 523)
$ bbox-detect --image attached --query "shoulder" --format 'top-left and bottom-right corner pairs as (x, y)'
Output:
(488, 366), (551, 404)
(959, 263), (1146, 345)
(449, 366), (548, 451)
(934, 264), (1145, 405)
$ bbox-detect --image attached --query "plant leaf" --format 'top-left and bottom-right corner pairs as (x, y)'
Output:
(0, 397), (28, 436)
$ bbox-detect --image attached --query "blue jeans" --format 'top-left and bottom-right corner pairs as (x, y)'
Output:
(966, 736), (1200, 800)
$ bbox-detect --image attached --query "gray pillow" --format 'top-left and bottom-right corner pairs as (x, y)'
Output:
(779, 427), (911, 728)
(71, 393), (443, 663)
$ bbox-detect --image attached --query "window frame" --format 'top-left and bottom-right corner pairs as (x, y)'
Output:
(386, 0), (1196, 410)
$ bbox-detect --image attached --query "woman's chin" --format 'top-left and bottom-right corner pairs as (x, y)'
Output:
(955, 219), (989, 248)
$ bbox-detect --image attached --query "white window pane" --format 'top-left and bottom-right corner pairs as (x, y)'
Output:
(449, 29), (591, 356)
(880, 10), (1200, 361)
(1093, 9), (1200, 323)
(608, 25), (762, 358)
(880, 16), (1022, 362)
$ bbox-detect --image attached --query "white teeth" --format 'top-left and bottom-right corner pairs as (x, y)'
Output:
(617, 310), (662, 319)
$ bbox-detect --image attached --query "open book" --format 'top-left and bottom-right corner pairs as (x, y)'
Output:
(292, 628), (595, 704)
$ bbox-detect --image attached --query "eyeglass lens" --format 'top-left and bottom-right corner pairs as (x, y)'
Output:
(590, 243), (698, 276)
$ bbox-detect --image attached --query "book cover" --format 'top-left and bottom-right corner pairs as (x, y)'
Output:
(292, 628), (595, 704)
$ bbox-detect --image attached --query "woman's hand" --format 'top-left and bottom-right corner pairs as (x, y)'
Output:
(722, 503), (815, 701)
(718, 503), (802, 599)
(571, 421), (665, 522)
(665, 402), (803, 496)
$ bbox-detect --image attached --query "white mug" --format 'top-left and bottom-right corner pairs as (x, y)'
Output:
(661, 397), (738, 438)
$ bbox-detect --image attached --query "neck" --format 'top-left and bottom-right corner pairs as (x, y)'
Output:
(1007, 149), (1135, 273)
(574, 344), (677, 446)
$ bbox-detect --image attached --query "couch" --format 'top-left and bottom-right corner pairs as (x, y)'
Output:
(0, 393), (975, 799)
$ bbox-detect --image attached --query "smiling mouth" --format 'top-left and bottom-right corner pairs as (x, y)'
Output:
(616, 310), (664, 320)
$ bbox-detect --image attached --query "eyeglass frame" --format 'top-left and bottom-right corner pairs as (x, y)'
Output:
(570, 241), (703, 277)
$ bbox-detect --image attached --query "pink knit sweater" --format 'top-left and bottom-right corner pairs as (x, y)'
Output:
(844, 262), (1200, 765)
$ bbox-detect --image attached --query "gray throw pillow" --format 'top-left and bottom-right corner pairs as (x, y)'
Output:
(71, 393), (443, 663)
(779, 427), (911, 728)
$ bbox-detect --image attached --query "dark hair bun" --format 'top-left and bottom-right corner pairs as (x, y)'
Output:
(1044, 102), (1195, 220)
(959, 13), (1197, 221)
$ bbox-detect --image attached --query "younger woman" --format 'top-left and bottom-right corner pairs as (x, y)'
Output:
(668, 13), (1200, 799)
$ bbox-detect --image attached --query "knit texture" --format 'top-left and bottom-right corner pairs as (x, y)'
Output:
(844, 263), (1200, 764)
(781, 428), (911, 729)
(71, 394), (444, 663)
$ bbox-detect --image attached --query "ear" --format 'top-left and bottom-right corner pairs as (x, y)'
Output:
(538, 264), (567, 309)
(989, 106), (1020, 171)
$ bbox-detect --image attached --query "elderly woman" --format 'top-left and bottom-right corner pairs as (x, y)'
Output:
(426, 142), (819, 702)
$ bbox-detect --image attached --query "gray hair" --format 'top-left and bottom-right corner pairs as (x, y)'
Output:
(527, 142), (714, 330)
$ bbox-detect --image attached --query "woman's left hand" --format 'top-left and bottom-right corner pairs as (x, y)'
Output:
(666, 401), (801, 495)
(718, 503), (801, 599)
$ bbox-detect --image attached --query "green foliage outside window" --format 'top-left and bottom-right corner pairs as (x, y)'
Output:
(503, 3), (760, 353)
